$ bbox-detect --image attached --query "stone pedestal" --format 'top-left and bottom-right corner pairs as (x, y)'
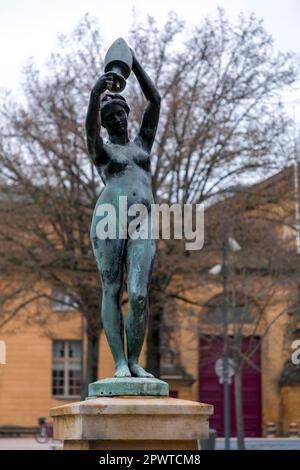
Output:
(50, 396), (213, 450)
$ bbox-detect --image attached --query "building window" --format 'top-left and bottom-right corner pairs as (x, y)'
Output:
(52, 340), (82, 398)
(52, 289), (77, 311)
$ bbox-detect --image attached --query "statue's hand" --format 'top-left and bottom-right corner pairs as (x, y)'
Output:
(92, 72), (118, 95)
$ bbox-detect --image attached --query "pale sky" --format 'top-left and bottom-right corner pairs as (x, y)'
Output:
(1, 0), (300, 119)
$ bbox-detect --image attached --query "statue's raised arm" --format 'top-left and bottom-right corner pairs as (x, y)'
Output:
(131, 49), (161, 153)
(85, 72), (116, 165)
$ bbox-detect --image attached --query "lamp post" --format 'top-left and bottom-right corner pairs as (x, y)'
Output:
(209, 237), (241, 450)
(222, 239), (230, 450)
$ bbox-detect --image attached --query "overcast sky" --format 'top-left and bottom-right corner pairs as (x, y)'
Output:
(1, 0), (300, 119)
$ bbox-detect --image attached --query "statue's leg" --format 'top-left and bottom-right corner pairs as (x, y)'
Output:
(126, 236), (156, 378)
(92, 234), (131, 378)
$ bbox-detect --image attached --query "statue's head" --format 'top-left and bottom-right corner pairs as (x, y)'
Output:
(100, 93), (130, 135)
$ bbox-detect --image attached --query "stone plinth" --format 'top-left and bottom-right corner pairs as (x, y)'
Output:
(50, 396), (213, 450)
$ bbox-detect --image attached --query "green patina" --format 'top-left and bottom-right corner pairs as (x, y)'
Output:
(86, 38), (162, 383)
(88, 377), (169, 397)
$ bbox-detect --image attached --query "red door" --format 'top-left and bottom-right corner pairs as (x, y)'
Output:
(199, 336), (261, 437)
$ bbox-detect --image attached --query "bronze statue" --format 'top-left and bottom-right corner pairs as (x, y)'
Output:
(85, 39), (161, 379)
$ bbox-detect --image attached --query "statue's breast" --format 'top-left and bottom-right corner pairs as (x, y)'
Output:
(105, 156), (129, 175)
(132, 148), (151, 172)
(102, 141), (150, 176)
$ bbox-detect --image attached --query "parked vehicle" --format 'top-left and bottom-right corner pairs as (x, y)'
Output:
(35, 417), (53, 444)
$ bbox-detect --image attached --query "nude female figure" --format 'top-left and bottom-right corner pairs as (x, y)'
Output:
(85, 50), (161, 378)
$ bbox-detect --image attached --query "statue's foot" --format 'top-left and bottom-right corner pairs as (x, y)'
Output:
(129, 363), (154, 378)
(114, 363), (131, 378)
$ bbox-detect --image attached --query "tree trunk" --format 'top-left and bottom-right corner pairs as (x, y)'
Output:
(146, 303), (161, 377)
(86, 327), (100, 391)
(234, 368), (245, 450)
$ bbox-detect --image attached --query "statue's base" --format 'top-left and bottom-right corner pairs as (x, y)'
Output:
(88, 377), (169, 397)
(50, 396), (213, 450)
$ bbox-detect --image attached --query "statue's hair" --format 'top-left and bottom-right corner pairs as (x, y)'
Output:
(100, 93), (130, 117)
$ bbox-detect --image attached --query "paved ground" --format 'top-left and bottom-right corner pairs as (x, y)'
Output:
(0, 438), (62, 450)
(215, 437), (300, 450)
(0, 437), (299, 450)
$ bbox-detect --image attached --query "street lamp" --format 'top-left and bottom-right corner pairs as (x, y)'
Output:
(209, 237), (241, 450)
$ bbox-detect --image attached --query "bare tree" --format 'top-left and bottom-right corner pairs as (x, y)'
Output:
(0, 10), (298, 386)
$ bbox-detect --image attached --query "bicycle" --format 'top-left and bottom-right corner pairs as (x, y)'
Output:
(35, 417), (53, 444)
